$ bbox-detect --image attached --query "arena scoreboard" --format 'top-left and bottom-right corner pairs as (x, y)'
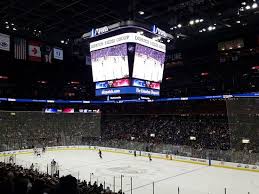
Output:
(86, 21), (168, 97)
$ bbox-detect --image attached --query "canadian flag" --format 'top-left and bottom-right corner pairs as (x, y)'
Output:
(28, 41), (42, 62)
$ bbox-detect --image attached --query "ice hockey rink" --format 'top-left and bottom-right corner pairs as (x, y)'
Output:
(1, 149), (259, 194)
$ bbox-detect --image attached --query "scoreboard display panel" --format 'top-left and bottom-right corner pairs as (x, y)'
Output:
(90, 32), (166, 97)
(91, 43), (129, 82)
(132, 44), (165, 83)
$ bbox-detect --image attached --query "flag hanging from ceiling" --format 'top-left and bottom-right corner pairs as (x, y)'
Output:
(14, 37), (27, 60)
(0, 33), (10, 51)
(53, 48), (63, 60)
(41, 45), (52, 63)
(28, 41), (42, 62)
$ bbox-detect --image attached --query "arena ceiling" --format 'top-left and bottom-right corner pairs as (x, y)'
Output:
(1, 0), (258, 43)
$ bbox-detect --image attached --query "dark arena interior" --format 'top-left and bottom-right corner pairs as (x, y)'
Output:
(0, 0), (259, 194)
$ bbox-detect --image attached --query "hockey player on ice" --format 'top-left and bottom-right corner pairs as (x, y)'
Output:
(99, 149), (102, 159)
(148, 153), (152, 161)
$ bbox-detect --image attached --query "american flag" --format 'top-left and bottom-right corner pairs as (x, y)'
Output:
(14, 37), (27, 60)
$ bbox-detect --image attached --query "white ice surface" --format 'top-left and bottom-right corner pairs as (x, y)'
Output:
(2, 150), (259, 194)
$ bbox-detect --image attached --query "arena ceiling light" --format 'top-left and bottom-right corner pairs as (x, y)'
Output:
(236, 20), (241, 23)
(60, 40), (65, 43)
(189, 19), (203, 26)
(189, 20), (195, 25)
(138, 11), (145, 15)
(252, 2), (258, 8)
(242, 139), (250, 144)
(207, 26), (216, 31)
(208, 26), (213, 31)
(245, 5), (251, 9)
(199, 28), (207, 33)
(170, 25), (182, 30)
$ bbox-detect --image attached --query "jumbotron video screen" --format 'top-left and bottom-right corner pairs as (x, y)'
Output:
(133, 44), (165, 82)
(91, 43), (129, 82)
(90, 32), (166, 96)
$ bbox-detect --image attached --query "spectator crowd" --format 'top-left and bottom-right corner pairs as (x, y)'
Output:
(0, 162), (118, 194)
(102, 115), (231, 150)
(0, 110), (258, 160)
(0, 112), (101, 151)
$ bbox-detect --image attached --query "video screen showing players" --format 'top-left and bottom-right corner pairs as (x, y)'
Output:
(132, 44), (165, 82)
(91, 43), (129, 82)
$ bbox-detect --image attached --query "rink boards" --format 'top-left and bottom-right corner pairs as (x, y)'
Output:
(0, 145), (259, 173)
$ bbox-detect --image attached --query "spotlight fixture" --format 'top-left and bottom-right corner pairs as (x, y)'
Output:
(245, 5), (251, 9)
(236, 20), (241, 23)
(195, 19), (200, 23)
(189, 20), (194, 25)
(6, 26), (9, 29)
(177, 24), (182, 28)
(138, 11), (144, 15)
(61, 40), (65, 44)
(252, 3), (258, 9)
(199, 19), (204, 22)
(167, 39), (171, 43)
(208, 26), (213, 31)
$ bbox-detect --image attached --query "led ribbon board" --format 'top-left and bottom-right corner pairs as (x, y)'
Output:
(90, 33), (166, 53)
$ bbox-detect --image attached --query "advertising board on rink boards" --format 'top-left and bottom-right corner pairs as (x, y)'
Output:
(212, 160), (259, 171)
(90, 33), (166, 52)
